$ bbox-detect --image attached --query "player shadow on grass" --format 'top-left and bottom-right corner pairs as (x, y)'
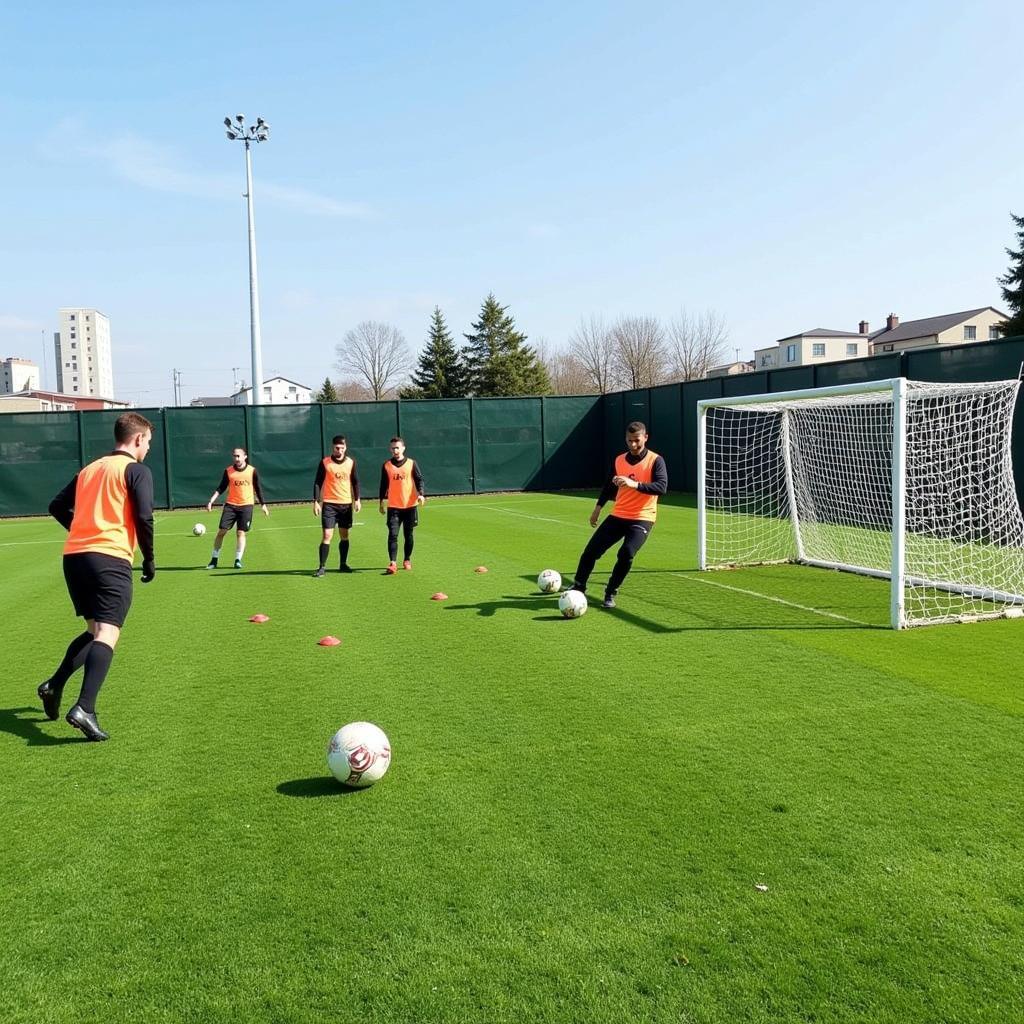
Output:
(443, 594), (564, 621)
(276, 776), (363, 798)
(0, 707), (82, 746)
(444, 594), (686, 634)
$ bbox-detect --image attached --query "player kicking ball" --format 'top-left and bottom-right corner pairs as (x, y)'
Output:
(568, 421), (667, 608)
(205, 446), (269, 569)
(378, 436), (424, 574)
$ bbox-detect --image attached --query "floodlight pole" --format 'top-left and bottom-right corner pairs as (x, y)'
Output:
(243, 139), (264, 405)
(224, 115), (270, 405)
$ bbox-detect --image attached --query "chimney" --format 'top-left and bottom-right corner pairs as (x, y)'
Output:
(886, 313), (899, 331)
(859, 320), (870, 334)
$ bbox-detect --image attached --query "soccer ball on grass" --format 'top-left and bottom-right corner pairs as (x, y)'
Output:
(558, 590), (588, 619)
(193, 523), (206, 536)
(537, 568), (562, 594)
(327, 721), (392, 788)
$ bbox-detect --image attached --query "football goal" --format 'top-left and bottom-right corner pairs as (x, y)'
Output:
(697, 377), (1024, 628)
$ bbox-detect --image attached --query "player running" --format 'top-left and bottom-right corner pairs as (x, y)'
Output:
(205, 446), (269, 569)
(40, 412), (157, 741)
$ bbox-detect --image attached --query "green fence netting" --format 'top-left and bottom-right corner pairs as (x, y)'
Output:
(4, 336), (1024, 517)
(0, 412), (81, 517)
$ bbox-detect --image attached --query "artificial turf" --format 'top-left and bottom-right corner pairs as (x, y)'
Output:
(1, 492), (1022, 1023)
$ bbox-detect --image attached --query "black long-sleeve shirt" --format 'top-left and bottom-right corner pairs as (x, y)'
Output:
(215, 466), (265, 505)
(313, 456), (361, 501)
(378, 457), (424, 501)
(596, 448), (668, 507)
(49, 451), (156, 562)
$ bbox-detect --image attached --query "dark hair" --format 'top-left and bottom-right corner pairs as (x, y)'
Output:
(626, 421), (647, 435)
(232, 446), (247, 455)
(332, 435), (347, 445)
(390, 436), (404, 445)
(114, 412), (153, 443)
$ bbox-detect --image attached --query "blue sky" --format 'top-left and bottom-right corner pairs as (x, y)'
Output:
(1, 0), (1021, 404)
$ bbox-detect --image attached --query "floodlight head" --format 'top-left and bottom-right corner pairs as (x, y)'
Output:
(226, 130), (237, 139)
(223, 116), (231, 127)
(235, 113), (244, 123)
(256, 117), (264, 126)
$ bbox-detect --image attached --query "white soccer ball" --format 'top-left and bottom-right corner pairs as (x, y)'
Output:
(193, 523), (206, 536)
(537, 568), (562, 594)
(327, 721), (392, 788)
(558, 589), (588, 619)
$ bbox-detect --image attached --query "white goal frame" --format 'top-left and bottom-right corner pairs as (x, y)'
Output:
(697, 377), (1024, 629)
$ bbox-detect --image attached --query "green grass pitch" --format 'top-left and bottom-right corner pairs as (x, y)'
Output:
(2, 491), (1023, 1024)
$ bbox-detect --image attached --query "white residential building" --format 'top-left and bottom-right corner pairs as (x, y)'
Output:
(0, 357), (40, 394)
(53, 308), (114, 398)
(754, 329), (868, 370)
(230, 376), (312, 405)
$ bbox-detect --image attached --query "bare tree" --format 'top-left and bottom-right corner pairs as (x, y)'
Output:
(334, 379), (374, 402)
(568, 315), (619, 394)
(667, 309), (730, 381)
(537, 338), (597, 396)
(609, 315), (668, 389)
(335, 321), (410, 401)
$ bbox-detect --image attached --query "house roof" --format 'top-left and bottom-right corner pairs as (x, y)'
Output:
(869, 307), (1005, 343)
(190, 396), (233, 407)
(776, 328), (866, 343)
(234, 376), (311, 393)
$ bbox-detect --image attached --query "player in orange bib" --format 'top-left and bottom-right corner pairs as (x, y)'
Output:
(40, 412), (156, 741)
(204, 446), (269, 569)
(568, 421), (667, 609)
(378, 436), (424, 573)
(313, 434), (361, 576)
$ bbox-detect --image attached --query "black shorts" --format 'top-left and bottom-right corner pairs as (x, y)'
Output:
(387, 506), (418, 530)
(219, 503), (254, 532)
(321, 503), (354, 529)
(63, 552), (134, 628)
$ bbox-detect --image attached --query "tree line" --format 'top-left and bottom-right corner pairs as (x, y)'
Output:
(316, 210), (1024, 403)
(315, 293), (730, 402)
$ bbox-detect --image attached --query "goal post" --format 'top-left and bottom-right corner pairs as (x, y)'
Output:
(697, 377), (1024, 629)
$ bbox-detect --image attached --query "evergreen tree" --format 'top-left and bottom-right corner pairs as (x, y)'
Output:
(461, 293), (551, 397)
(405, 307), (467, 398)
(998, 212), (1024, 338)
(314, 377), (339, 403)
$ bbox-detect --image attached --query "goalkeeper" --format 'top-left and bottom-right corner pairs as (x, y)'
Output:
(568, 422), (667, 609)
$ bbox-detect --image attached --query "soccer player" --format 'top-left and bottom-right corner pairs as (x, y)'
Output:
(569, 421), (667, 609)
(40, 412), (157, 741)
(378, 436), (424, 574)
(313, 434), (361, 576)
(205, 446), (269, 569)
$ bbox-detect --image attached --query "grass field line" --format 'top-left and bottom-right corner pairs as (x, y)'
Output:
(472, 505), (587, 527)
(671, 571), (874, 626)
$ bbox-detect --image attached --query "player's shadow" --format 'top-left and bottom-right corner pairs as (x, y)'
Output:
(276, 776), (362, 798)
(0, 707), (81, 746)
(443, 594), (563, 621)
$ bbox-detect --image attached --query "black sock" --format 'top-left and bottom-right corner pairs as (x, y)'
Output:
(48, 631), (94, 690)
(76, 641), (114, 714)
(318, 543), (330, 569)
(404, 535), (414, 560)
(339, 540), (350, 567)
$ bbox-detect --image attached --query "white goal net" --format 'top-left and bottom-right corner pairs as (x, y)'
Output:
(698, 378), (1024, 628)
